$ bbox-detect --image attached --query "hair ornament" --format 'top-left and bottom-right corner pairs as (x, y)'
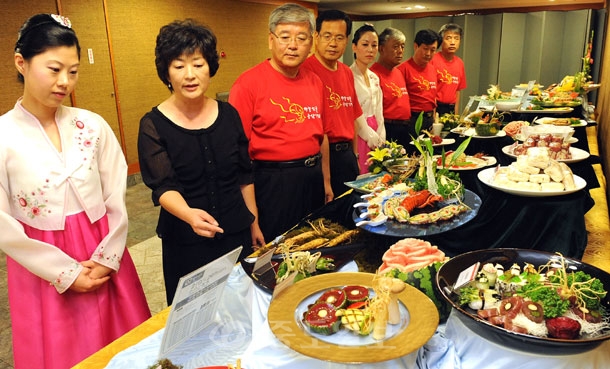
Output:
(51, 14), (72, 28)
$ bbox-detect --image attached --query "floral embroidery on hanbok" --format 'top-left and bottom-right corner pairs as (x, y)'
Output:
(13, 186), (51, 218)
(72, 116), (100, 170)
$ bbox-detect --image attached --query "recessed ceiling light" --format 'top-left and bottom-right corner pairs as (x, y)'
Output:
(403, 6), (412, 10)
(414, 5), (426, 9)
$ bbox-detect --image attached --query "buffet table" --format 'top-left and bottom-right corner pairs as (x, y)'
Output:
(76, 263), (610, 369)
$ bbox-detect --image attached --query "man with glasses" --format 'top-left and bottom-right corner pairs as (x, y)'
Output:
(398, 29), (440, 132)
(370, 27), (412, 148)
(433, 23), (466, 116)
(229, 3), (331, 243)
(302, 10), (376, 194)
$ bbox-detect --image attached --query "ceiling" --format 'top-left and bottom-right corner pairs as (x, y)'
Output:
(305, 0), (605, 17)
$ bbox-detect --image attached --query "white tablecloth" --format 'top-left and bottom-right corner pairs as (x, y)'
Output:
(103, 264), (610, 369)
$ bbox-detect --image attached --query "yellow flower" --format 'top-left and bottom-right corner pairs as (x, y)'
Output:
(367, 147), (390, 161)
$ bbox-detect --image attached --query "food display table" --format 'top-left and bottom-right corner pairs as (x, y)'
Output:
(77, 264), (610, 369)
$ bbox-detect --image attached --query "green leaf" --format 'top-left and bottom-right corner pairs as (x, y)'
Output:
(415, 111), (423, 135)
(450, 136), (471, 165)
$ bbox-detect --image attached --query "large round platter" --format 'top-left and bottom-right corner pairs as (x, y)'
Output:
(352, 189), (481, 237)
(478, 167), (586, 197)
(435, 248), (610, 354)
(450, 127), (507, 139)
(435, 155), (497, 171)
(501, 145), (590, 164)
(268, 272), (439, 363)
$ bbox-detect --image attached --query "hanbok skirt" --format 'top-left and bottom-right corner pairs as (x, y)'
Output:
(7, 211), (151, 369)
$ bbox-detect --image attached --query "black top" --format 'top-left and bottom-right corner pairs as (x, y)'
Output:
(138, 101), (254, 244)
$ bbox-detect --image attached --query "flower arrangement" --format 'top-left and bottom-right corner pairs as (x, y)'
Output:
(574, 30), (595, 93)
(439, 113), (460, 131)
(366, 140), (407, 174)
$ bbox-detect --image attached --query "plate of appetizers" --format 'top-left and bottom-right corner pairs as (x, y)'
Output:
(352, 189), (482, 237)
(450, 127), (507, 139)
(515, 107), (574, 114)
(534, 117), (587, 127)
(268, 272), (438, 363)
(436, 248), (610, 354)
(478, 166), (586, 197)
(501, 145), (590, 164)
(435, 153), (497, 170)
(409, 136), (455, 147)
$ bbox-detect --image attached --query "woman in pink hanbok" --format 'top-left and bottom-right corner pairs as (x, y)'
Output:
(0, 14), (151, 369)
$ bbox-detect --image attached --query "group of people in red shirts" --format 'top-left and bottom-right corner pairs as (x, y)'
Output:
(229, 4), (467, 243)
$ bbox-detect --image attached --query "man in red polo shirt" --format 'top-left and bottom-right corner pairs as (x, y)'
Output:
(302, 9), (372, 196)
(229, 4), (331, 242)
(398, 29), (439, 132)
(433, 23), (467, 116)
(370, 27), (412, 148)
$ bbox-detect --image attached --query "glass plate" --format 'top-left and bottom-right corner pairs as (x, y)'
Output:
(352, 189), (482, 237)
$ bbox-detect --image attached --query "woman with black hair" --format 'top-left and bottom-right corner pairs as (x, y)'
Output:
(350, 24), (386, 173)
(138, 19), (264, 305)
(0, 14), (151, 368)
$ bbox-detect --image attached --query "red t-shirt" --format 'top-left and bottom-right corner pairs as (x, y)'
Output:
(397, 58), (437, 112)
(432, 53), (466, 104)
(229, 60), (326, 161)
(370, 62), (411, 120)
(302, 56), (363, 142)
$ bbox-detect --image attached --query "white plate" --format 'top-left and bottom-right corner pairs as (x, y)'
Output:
(477, 167), (586, 197)
(534, 117), (587, 127)
(501, 145), (590, 163)
(511, 107), (574, 114)
(435, 155), (497, 170)
(514, 134), (578, 144)
(410, 136), (455, 146)
(450, 127), (506, 139)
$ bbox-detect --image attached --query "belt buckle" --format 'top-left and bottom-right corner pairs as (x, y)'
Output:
(304, 156), (317, 167)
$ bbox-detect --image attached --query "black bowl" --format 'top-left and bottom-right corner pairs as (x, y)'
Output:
(435, 248), (610, 354)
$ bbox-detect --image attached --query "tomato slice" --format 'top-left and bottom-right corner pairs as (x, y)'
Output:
(347, 301), (368, 310)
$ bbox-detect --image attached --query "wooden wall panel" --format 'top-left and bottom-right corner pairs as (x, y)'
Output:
(105, 0), (277, 168)
(0, 0), (58, 114)
(62, 0), (122, 141)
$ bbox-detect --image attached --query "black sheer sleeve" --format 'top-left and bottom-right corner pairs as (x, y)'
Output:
(137, 112), (183, 205)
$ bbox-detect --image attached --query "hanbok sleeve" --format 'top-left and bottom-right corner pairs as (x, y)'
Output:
(0, 185), (83, 294)
(88, 116), (128, 272)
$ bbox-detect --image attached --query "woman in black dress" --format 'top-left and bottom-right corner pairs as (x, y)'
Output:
(138, 19), (264, 304)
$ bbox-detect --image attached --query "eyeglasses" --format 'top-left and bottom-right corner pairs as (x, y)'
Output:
(319, 33), (347, 43)
(271, 31), (311, 46)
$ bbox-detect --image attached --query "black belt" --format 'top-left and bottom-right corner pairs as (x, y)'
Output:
(412, 111), (435, 118)
(437, 102), (455, 110)
(385, 119), (410, 125)
(330, 141), (352, 151)
(254, 153), (321, 169)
